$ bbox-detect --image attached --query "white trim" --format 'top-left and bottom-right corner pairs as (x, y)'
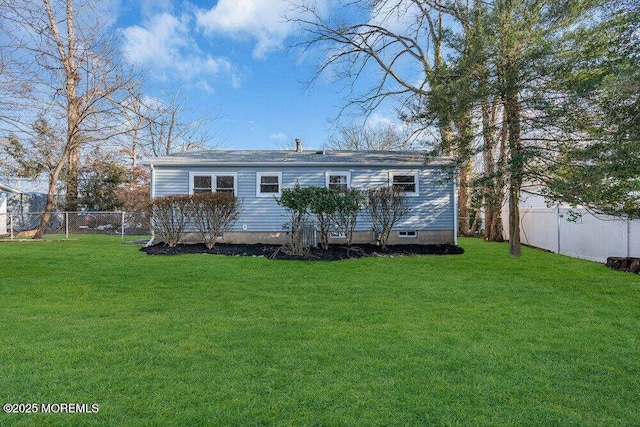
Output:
(256, 172), (282, 197)
(325, 171), (351, 190)
(189, 172), (238, 196)
(389, 171), (420, 197)
(398, 230), (418, 238)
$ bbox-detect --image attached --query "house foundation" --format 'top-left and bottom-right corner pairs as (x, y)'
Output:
(154, 229), (455, 246)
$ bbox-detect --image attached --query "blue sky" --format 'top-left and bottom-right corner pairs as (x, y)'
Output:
(115, 0), (404, 151)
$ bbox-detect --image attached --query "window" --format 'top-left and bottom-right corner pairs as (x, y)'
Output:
(189, 173), (237, 195)
(256, 172), (282, 197)
(390, 172), (419, 196)
(325, 172), (351, 191)
(216, 175), (235, 193)
(193, 176), (212, 193)
(398, 230), (417, 238)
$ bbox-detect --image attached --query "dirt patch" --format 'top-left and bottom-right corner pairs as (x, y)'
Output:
(141, 242), (464, 260)
(606, 257), (640, 274)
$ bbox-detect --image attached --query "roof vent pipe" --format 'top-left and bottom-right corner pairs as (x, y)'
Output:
(295, 138), (302, 153)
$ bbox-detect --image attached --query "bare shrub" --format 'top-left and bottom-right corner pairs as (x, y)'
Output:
(191, 192), (242, 249)
(366, 186), (410, 249)
(148, 195), (193, 247)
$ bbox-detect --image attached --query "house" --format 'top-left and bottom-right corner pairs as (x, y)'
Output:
(145, 148), (458, 245)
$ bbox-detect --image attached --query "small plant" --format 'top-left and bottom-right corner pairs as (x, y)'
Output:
(366, 186), (410, 249)
(332, 188), (365, 246)
(191, 192), (242, 249)
(148, 195), (193, 247)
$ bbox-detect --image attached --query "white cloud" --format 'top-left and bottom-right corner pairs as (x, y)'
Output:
(122, 13), (187, 68)
(140, 0), (173, 18)
(269, 132), (288, 141)
(195, 0), (293, 59)
(365, 112), (405, 132)
(122, 12), (238, 87)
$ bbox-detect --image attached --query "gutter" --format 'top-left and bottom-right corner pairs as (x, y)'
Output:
(0, 183), (21, 193)
(143, 160), (455, 168)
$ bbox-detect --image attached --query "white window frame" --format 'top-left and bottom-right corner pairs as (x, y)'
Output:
(398, 230), (418, 238)
(189, 172), (238, 196)
(325, 171), (351, 191)
(256, 172), (282, 197)
(389, 171), (419, 197)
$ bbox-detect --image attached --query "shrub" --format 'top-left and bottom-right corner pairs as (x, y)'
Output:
(309, 187), (339, 250)
(332, 188), (365, 246)
(191, 192), (242, 249)
(366, 186), (410, 249)
(148, 195), (193, 247)
(277, 184), (315, 255)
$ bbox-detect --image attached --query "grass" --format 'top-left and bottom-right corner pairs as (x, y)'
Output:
(0, 236), (638, 426)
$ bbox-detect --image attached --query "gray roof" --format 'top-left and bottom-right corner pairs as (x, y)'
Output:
(145, 150), (453, 167)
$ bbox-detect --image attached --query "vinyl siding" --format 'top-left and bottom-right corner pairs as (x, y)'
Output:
(153, 165), (455, 232)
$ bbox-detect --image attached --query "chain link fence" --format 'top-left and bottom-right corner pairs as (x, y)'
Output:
(0, 211), (150, 241)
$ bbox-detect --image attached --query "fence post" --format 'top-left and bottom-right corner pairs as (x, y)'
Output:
(10, 214), (14, 240)
(121, 211), (126, 242)
(65, 212), (69, 239)
(556, 204), (561, 254)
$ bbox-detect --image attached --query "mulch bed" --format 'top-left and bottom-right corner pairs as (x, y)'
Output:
(606, 257), (640, 274)
(141, 242), (464, 260)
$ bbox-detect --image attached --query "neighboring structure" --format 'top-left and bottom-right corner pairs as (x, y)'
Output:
(145, 149), (458, 245)
(0, 183), (21, 235)
(0, 178), (53, 235)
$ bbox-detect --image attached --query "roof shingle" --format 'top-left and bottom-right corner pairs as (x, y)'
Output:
(145, 150), (453, 167)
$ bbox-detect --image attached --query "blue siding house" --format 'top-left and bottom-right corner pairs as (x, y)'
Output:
(146, 149), (457, 245)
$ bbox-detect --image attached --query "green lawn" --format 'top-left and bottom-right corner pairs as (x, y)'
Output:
(1, 236), (638, 426)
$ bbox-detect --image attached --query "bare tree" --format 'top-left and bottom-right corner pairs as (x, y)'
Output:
(119, 90), (151, 168)
(328, 123), (414, 151)
(0, 0), (138, 238)
(142, 89), (219, 158)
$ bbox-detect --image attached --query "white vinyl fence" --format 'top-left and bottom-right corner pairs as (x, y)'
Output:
(0, 211), (150, 241)
(503, 206), (640, 263)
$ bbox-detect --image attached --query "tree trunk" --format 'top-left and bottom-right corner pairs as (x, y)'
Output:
(481, 96), (505, 242)
(504, 80), (523, 256)
(508, 179), (521, 256)
(455, 114), (474, 237)
(34, 162), (65, 239)
(65, 145), (79, 210)
(458, 163), (472, 236)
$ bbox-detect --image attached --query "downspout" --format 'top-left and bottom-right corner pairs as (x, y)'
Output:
(145, 164), (156, 247)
